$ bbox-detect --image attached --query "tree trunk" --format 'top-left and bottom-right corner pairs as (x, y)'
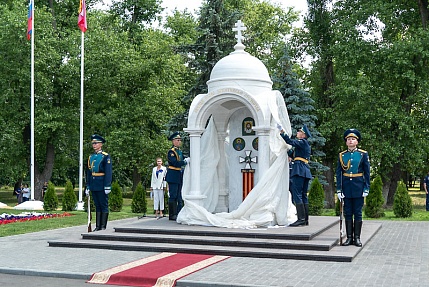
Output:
(33, 142), (55, 200)
(322, 158), (335, 208)
(383, 162), (403, 206)
(418, 0), (429, 29)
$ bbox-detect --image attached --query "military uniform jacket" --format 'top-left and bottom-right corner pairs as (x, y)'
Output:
(336, 148), (370, 198)
(86, 151), (112, 192)
(165, 147), (186, 184)
(281, 133), (312, 179)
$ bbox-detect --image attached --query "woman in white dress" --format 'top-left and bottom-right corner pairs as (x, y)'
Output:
(150, 158), (167, 219)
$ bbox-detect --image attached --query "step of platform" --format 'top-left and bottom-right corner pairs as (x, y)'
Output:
(48, 216), (382, 262)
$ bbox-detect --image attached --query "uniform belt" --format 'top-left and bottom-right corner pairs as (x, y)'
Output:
(343, 173), (363, 177)
(92, 172), (105, 176)
(168, 166), (181, 171)
(294, 157), (309, 164)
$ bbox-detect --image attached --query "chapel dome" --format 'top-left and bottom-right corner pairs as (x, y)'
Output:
(207, 42), (273, 92)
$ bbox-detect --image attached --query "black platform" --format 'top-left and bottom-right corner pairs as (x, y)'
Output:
(48, 216), (382, 262)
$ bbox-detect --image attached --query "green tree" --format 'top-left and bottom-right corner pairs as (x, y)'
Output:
(393, 181), (413, 218)
(43, 182), (58, 211)
(272, 46), (328, 185)
(308, 177), (325, 215)
(364, 175), (385, 218)
(109, 181), (123, 212)
(62, 180), (77, 211)
(131, 182), (147, 214)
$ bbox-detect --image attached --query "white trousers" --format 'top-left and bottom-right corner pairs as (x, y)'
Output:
(153, 188), (164, 211)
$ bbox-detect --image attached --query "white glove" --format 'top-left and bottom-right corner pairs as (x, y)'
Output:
(276, 123), (283, 131)
(85, 188), (90, 196)
(184, 157), (190, 165)
(105, 189), (111, 195)
(337, 192), (345, 200)
(363, 190), (369, 197)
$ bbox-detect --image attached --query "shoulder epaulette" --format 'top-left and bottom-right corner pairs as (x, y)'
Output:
(357, 149), (367, 153)
(339, 150), (347, 156)
(102, 151), (109, 156)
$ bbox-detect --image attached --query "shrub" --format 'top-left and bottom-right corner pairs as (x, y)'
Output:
(308, 177), (324, 215)
(364, 175), (385, 218)
(109, 181), (123, 212)
(393, 181), (413, 218)
(43, 181), (58, 211)
(62, 180), (78, 211)
(131, 182), (147, 215)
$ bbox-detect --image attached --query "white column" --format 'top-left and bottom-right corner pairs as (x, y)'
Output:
(215, 131), (228, 212)
(183, 128), (206, 206)
(252, 126), (271, 180)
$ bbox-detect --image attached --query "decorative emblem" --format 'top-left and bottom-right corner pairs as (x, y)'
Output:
(239, 150), (258, 170)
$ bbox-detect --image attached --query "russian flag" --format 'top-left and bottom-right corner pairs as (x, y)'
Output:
(78, 0), (87, 33)
(27, 0), (33, 40)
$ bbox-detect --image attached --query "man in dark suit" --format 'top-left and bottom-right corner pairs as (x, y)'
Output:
(336, 129), (370, 247)
(86, 134), (112, 231)
(277, 124), (312, 227)
(165, 132), (189, 221)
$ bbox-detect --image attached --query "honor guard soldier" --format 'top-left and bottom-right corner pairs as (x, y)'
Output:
(86, 134), (112, 231)
(277, 124), (312, 227)
(165, 132), (189, 221)
(336, 129), (370, 247)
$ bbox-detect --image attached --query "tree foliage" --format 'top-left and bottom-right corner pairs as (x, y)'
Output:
(62, 180), (78, 211)
(109, 181), (123, 212)
(43, 182), (58, 211)
(308, 177), (325, 215)
(393, 181), (413, 218)
(131, 182), (147, 214)
(364, 175), (385, 218)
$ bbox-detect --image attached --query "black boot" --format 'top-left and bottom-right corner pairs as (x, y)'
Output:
(304, 204), (309, 226)
(93, 212), (102, 231)
(168, 202), (177, 221)
(100, 212), (109, 230)
(354, 220), (363, 247)
(290, 204), (306, 227)
(342, 220), (354, 246)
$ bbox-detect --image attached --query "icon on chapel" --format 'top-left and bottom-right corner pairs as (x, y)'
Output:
(233, 137), (245, 151)
(252, 137), (258, 151)
(242, 117), (255, 136)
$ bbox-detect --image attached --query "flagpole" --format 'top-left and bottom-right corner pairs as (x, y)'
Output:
(30, 0), (35, 201)
(77, 30), (85, 210)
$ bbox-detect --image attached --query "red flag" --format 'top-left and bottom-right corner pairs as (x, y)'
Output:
(78, 0), (87, 33)
(27, 0), (33, 40)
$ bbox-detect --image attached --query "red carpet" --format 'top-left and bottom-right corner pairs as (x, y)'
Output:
(87, 252), (230, 287)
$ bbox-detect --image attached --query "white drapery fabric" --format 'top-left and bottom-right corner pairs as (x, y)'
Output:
(178, 92), (296, 228)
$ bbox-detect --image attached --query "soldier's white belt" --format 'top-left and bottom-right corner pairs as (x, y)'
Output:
(92, 173), (105, 176)
(343, 173), (363, 177)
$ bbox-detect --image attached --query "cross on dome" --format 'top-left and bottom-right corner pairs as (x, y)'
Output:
(233, 20), (247, 45)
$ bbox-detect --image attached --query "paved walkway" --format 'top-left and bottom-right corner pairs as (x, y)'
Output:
(1, 218), (428, 287)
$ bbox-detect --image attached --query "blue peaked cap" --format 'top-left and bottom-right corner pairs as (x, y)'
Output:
(91, 134), (105, 143)
(343, 129), (361, 142)
(168, 132), (181, 141)
(300, 124), (312, 138)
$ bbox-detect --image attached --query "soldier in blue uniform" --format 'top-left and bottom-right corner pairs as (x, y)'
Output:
(277, 124), (312, 227)
(85, 134), (112, 231)
(336, 129), (370, 247)
(165, 132), (189, 221)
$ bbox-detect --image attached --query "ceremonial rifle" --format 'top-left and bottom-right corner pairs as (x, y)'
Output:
(339, 198), (344, 245)
(87, 194), (92, 232)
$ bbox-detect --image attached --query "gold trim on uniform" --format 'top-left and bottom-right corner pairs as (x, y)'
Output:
(294, 157), (309, 164)
(343, 173), (363, 177)
(92, 173), (105, 176)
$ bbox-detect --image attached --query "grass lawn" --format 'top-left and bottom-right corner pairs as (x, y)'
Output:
(0, 186), (155, 237)
(1, 186), (427, 237)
